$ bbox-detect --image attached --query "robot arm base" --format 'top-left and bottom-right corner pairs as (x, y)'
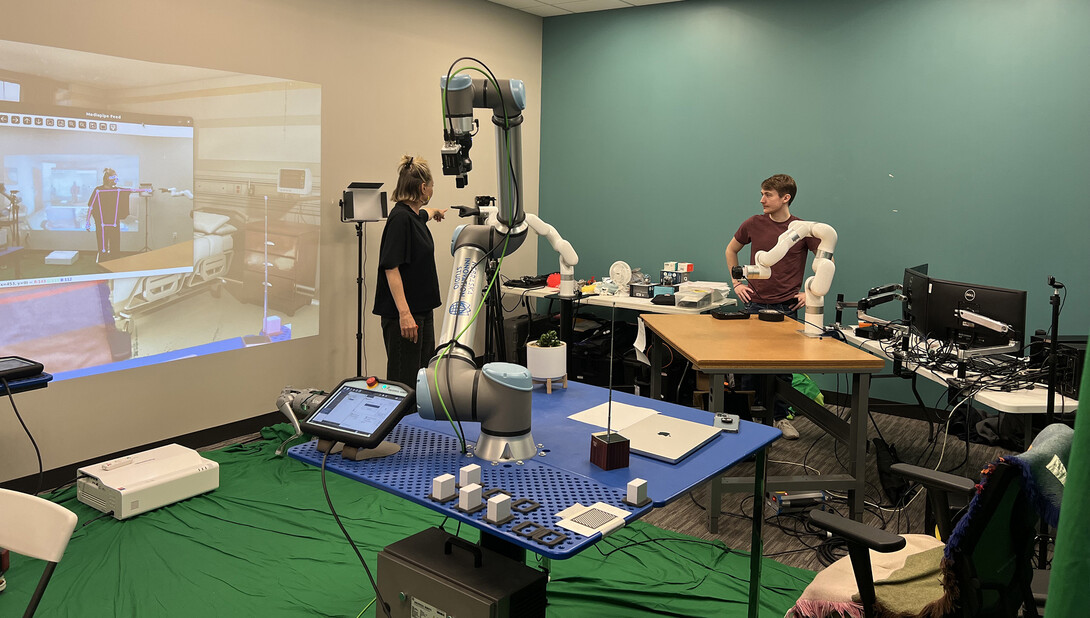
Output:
(417, 360), (538, 462)
(474, 431), (538, 462)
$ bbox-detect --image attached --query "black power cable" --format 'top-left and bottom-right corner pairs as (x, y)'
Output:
(320, 450), (392, 618)
(2, 377), (44, 496)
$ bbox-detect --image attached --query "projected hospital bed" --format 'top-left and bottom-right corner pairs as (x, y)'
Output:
(102, 209), (241, 332)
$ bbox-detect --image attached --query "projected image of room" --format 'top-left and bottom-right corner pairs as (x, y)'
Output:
(0, 40), (321, 380)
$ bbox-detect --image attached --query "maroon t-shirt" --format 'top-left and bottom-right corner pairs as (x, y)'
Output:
(734, 214), (820, 304)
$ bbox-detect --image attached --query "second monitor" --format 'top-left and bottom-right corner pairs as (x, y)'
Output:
(902, 264), (1027, 350)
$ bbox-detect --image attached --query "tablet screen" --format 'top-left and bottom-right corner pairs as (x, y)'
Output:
(302, 378), (413, 447)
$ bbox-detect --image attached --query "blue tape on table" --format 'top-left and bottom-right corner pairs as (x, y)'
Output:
(289, 424), (652, 559)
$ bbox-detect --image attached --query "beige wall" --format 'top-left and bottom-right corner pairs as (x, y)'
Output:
(0, 0), (542, 482)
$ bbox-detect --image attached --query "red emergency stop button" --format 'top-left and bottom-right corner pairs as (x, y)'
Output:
(366, 376), (378, 388)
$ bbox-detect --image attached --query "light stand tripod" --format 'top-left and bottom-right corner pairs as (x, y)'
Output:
(339, 182), (388, 378)
(354, 220), (365, 377)
(138, 184), (153, 252)
(1037, 276), (1065, 570)
(1045, 276), (1064, 426)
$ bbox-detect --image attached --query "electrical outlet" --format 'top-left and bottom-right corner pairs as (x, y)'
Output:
(172, 232), (178, 242)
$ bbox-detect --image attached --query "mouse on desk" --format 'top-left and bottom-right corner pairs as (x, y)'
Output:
(651, 293), (675, 306)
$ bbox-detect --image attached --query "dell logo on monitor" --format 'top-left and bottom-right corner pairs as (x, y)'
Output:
(964, 289), (976, 302)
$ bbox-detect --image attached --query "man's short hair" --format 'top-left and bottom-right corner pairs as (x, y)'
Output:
(761, 174), (797, 205)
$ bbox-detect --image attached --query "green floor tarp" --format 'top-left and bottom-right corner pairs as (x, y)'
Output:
(0, 426), (814, 616)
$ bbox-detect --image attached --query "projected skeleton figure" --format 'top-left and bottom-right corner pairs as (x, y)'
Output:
(84, 168), (150, 261)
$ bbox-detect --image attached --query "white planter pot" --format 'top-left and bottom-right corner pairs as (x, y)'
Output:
(526, 341), (566, 380)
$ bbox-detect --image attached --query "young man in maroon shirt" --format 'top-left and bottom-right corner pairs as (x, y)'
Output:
(724, 174), (820, 440)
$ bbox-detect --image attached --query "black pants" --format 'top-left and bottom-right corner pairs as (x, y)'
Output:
(92, 215), (121, 255)
(736, 301), (798, 422)
(380, 311), (435, 388)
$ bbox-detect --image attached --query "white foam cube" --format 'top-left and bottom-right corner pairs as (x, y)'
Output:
(458, 483), (482, 511)
(264, 315), (282, 335)
(459, 464), (481, 487)
(45, 250), (79, 265)
(487, 494), (511, 522)
(627, 478), (648, 504)
(432, 473), (456, 500)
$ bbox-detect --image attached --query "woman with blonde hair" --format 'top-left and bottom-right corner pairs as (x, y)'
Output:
(372, 155), (447, 386)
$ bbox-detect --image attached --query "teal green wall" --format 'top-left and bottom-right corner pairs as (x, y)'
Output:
(539, 0), (1090, 347)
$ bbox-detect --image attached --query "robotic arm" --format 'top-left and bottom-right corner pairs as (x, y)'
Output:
(415, 67), (578, 462)
(523, 212), (579, 298)
(732, 220), (838, 336)
(274, 387), (328, 455)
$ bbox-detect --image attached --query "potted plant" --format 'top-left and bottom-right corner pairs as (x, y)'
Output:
(526, 330), (567, 393)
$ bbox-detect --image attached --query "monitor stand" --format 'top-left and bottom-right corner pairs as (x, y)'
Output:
(316, 439), (401, 461)
(342, 442), (400, 460)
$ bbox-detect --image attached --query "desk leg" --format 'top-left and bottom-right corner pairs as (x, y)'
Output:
(707, 371), (727, 533)
(760, 374), (776, 425)
(708, 476), (722, 534)
(748, 445), (768, 618)
(650, 334), (663, 400)
(560, 298), (574, 368)
(847, 373), (870, 521)
(709, 371), (725, 414)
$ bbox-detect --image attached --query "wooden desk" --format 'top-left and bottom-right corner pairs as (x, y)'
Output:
(641, 314), (887, 529)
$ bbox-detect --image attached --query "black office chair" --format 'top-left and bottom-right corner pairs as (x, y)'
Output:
(788, 421), (1071, 618)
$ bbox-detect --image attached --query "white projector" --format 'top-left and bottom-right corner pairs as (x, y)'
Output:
(76, 444), (219, 520)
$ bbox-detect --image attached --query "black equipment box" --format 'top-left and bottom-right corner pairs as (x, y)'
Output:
(630, 282), (655, 298)
(1028, 333), (1085, 399)
(1054, 340), (1085, 399)
(377, 527), (547, 618)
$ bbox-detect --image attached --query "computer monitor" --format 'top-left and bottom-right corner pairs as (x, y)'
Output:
(902, 264), (1027, 350)
(925, 277), (1027, 349)
(902, 264), (929, 325)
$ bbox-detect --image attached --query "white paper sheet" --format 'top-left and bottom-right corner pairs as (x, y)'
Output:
(633, 317), (650, 365)
(568, 401), (660, 431)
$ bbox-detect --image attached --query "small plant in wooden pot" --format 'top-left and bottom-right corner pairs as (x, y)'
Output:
(526, 330), (567, 393)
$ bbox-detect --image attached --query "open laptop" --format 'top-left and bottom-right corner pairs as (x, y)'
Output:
(620, 414), (721, 464)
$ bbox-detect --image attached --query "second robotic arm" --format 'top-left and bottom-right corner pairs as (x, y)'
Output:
(733, 220), (838, 335)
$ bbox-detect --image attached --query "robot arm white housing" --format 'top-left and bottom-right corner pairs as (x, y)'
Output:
(750, 221), (838, 335)
(415, 68), (544, 462)
(524, 213), (579, 297)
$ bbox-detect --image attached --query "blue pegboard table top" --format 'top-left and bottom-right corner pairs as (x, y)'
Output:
(289, 381), (780, 559)
(403, 381), (781, 506)
(289, 424), (650, 559)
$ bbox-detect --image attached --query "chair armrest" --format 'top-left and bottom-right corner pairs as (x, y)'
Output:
(890, 463), (976, 496)
(810, 509), (906, 553)
(891, 463), (976, 541)
(810, 509), (907, 615)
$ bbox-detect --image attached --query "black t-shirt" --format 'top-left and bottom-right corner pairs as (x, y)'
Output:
(87, 185), (137, 223)
(372, 202), (442, 318)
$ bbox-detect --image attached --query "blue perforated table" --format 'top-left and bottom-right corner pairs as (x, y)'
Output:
(290, 423), (651, 559)
(290, 381), (780, 613)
